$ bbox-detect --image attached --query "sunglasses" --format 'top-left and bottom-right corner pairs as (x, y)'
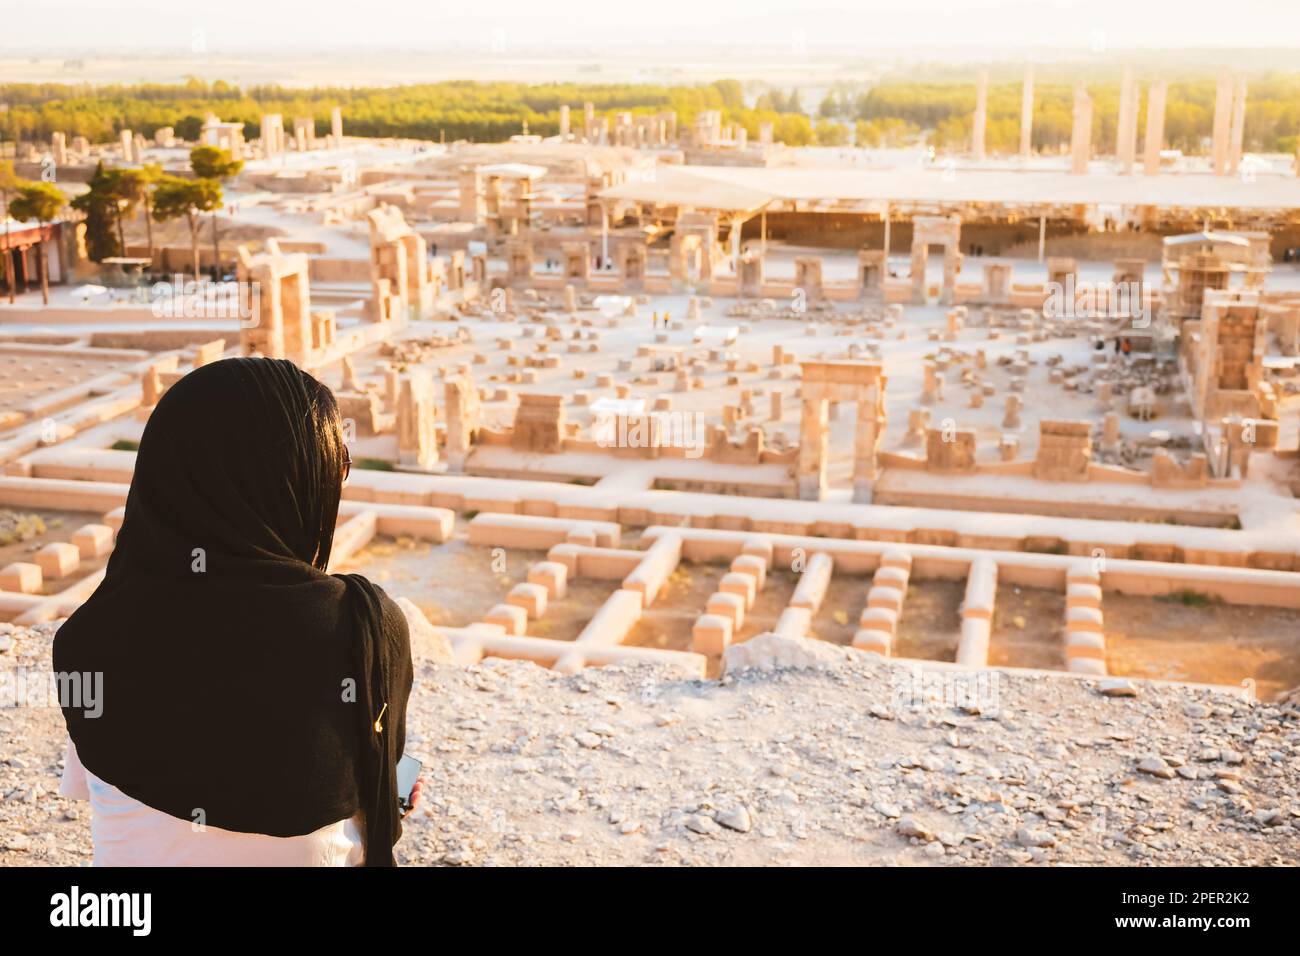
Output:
(342, 446), (352, 483)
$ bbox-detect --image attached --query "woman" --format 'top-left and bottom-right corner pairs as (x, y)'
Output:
(54, 357), (417, 866)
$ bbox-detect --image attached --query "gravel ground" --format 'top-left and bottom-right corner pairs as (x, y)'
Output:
(2, 622), (1298, 866)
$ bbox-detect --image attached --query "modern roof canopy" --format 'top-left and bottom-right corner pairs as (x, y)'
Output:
(598, 164), (1300, 216)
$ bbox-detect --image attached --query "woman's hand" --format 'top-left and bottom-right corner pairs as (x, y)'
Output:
(402, 778), (423, 818)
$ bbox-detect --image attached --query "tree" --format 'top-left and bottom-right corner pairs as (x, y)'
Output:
(152, 175), (222, 280)
(815, 120), (849, 147)
(189, 146), (242, 278)
(102, 167), (145, 259)
(0, 160), (29, 304)
(69, 162), (122, 263)
(137, 163), (163, 264)
(8, 181), (67, 305)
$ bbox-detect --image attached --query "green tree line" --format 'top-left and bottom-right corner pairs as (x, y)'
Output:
(0, 78), (815, 147)
(7, 74), (1294, 154)
(826, 76), (1300, 154)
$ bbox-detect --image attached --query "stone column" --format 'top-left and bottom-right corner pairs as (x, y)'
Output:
(1002, 394), (1023, 430)
(972, 70), (988, 161)
(1143, 81), (1167, 176)
(1212, 71), (1233, 176)
(397, 371), (438, 469)
(797, 393), (828, 500)
(1228, 74), (1247, 176)
(910, 241), (928, 304)
(852, 384), (881, 503)
(942, 247), (959, 306)
(1101, 412), (1121, 452)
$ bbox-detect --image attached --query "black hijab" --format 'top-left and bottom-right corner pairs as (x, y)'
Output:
(54, 357), (412, 866)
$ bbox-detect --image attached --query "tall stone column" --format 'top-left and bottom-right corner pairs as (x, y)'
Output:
(1212, 71), (1233, 176)
(972, 70), (988, 161)
(1228, 74), (1247, 176)
(910, 242), (928, 304)
(1143, 82), (1167, 176)
(852, 383), (882, 503)
(797, 394), (828, 500)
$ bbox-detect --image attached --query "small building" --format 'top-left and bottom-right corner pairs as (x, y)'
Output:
(1, 219), (68, 295)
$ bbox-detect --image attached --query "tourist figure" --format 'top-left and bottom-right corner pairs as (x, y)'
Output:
(54, 357), (419, 866)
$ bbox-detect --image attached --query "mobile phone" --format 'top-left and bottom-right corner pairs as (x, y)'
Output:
(396, 754), (422, 813)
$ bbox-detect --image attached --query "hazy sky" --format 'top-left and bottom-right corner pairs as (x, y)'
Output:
(1, 0), (1297, 53)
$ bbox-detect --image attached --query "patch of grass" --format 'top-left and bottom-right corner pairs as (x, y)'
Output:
(0, 512), (46, 546)
(463, 509), (479, 521)
(355, 457), (394, 472)
(110, 439), (140, 452)
(1158, 588), (1219, 608)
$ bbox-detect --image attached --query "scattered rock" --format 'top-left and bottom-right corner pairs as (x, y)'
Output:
(1016, 828), (1055, 848)
(1098, 679), (1139, 698)
(1137, 755), (1175, 779)
(897, 817), (935, 842)
(686, 814), (721, 836)
(716, 805), (752, 833)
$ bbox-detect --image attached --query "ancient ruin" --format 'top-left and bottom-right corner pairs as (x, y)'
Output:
(3, 45), (1300, 871)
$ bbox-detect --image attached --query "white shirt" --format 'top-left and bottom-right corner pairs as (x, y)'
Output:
(60, 739), (365, 867)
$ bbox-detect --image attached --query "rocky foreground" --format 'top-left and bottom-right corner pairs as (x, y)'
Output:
(2, 621), (1298, 866)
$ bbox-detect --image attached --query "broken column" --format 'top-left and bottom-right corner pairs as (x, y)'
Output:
(396, 371), (439, 469)
(1002, 394), (1022, 430)
(444, 373), (481, 471)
